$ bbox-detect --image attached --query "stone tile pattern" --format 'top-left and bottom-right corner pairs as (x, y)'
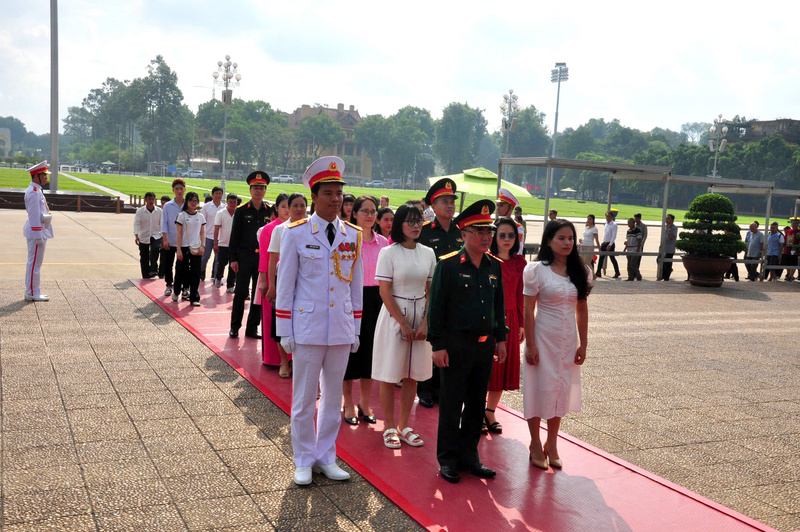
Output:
(0, 280), (418, 531)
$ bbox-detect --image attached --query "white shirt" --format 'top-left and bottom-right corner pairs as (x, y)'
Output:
(601, 220), (618, 244)
(175, 211), (206, 248)
(214, 208), (235, 247)
(201, 201), (222, 236)
(268, 220), (291, 254)
(134, 205), (162, 241)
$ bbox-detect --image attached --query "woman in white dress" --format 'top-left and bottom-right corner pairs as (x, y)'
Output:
(579, 214), (600, 273)
(523, 218), (592, 470)
(372, 205), (436, 449)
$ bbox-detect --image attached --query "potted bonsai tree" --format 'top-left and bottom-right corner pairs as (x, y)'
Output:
(677, 193), (747, 287)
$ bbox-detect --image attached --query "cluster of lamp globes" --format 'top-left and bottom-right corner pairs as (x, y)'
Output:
(500, 90), (520, 131)
(709, 114), (728, 153)
(212, 55), (242, 85)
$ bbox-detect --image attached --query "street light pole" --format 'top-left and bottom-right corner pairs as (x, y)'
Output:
(709, 114), (728, 178)
(500, 89), (519, 158)
(544, 62), (568, 221)
(213, 55), (241, 193)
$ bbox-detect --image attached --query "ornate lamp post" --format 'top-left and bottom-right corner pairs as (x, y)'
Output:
(500, 89), (519, 158)
(709, 114), (728, 178)
(212, 55), (241, 192)
(544, 62), (568, 220)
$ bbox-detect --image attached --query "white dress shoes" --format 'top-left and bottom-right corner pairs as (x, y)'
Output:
(294, 466), (312, 486)
(25, 294), (50, 301)
(312, 463), (350, 481)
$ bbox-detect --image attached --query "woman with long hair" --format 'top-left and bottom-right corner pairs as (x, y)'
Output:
(260, 192), (308, 376)
(372, 205), (436, 448)
(523, 219), (592, 470)
(376, 207), (394, 240)
(340, 193), (355, 221)
(483, 217), (526, 434)
(174, 191), (206, 306)
(341, 195), (388, 426)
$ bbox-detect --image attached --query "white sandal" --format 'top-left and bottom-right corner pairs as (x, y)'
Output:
(399, 427), (424, 447)
(383, 428), (401, 449)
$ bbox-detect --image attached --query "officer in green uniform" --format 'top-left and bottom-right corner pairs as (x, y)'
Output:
(416, 178), (463, 407)
(427, 199), (508, 484)
(229, 171), (270, 339)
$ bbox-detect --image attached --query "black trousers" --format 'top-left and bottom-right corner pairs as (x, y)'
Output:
(174, 247), (201, 302)
(437, 334), (495, 468)
(596, 242), (620, 276)
(662, 252), (674, 280)
(230, 248), (261, 333)
(138, 237), (161, 278)
(745, 255), (760, 280)
(162, 246), (177, 287)
(214, 246), (236, 288)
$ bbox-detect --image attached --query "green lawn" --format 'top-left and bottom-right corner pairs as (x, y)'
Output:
(0, 168), (112, 195)
(5, 168), (778, 225)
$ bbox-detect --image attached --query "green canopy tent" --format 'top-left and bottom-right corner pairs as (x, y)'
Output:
(427, 167), (530, 210)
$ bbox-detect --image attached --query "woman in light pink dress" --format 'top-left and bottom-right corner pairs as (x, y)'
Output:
(257, 193), (289, 371)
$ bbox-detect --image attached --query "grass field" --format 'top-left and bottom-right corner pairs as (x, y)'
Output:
(5, 168), (782, 225)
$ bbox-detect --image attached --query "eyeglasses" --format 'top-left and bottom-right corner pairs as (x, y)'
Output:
(404, 220), (424, 227)
(358, 209), (377, 216)
(497, 232), (517, 240)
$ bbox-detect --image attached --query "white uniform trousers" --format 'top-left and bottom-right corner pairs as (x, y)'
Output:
(25, 238), (46, 297)
(291, 343), (351, 467)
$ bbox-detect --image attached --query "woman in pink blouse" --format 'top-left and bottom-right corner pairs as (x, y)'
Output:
(342, 195), (389, 425)
(257, 193), (289, 372)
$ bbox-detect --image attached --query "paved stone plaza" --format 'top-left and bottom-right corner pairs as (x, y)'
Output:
(1, 209), (799, 531)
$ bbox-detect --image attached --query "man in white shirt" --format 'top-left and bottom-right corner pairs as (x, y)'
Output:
(596, 211), (621, 278)
(23, 161), (53, 301)
(134, 192), (163, 278)
(213, 193), (238, 290)
(200, 186), (224, 281)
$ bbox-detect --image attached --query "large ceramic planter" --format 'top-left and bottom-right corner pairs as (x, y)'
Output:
(681, 255), (734, 287)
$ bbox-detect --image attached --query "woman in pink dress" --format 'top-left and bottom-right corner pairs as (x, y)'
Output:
(257, 194), (289, 370)
(483, 217), (526, 434)
(523, 219), (592, 470)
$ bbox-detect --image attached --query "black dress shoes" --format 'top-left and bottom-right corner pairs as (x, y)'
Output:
(245, 330), (262, 339)
(418, 397), (434, 408)
(229, 329), (239, 338)
(440, 465), (460, 483)
(460, 462), (496, 478)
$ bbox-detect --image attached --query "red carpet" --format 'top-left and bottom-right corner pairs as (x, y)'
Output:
(134, 278), (777, 532)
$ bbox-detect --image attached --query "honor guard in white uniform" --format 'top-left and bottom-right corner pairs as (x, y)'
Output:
(23, 161), (53, 301)
(495, 188), (525, 255)
(275, 156), (364, 486)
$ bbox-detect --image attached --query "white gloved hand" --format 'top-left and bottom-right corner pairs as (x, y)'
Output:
(280, 336), (296, 354)
(350, 336), (360, 353)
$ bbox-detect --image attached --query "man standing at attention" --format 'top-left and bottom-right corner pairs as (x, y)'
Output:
(161, 179), (186, 297)
(596, 211), (620, 279)
(428, 199), (507, 483)
(417, 178), (463, 408)
(275, 156), (363, 486)
(229, 172), (270, 339)
(200, 186), (224, 282)
(23, 162), (53, 301)
(134, 192), (162, 279)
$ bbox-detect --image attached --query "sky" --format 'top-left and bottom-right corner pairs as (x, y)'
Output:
(2, 0), (799, 139)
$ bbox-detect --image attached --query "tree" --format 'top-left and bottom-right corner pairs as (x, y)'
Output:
(297, 114), (345, 158)
(508, 105), (550, 158)
(139, 55), (187, 162)
(680, 122), (712, 145)
(434, 102), (487, 174)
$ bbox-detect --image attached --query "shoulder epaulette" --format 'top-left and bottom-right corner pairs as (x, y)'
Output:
(439, 251), (459, 260)
(288, 218), (309, 228)
(344, 220), (362, 231)
(422, 221), (432, 227)
(486, 252), (504, 263)
(237, 202), (250, 209)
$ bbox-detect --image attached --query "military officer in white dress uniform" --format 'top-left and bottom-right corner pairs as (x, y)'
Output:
(275, 156), (364, 486)
(23, 161), (53, 301)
